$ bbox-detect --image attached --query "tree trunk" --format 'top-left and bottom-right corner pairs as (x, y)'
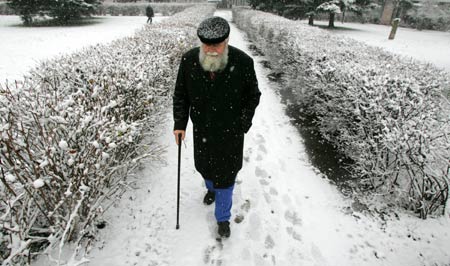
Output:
(380, 0), (396, 25)
(388, 18), (400, 39)
(328, 12), (335, 28)
(23, 15), (32, 26)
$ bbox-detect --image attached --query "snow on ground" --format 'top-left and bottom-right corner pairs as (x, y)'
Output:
(307, 20), (450, 74)
(76, 10), (450, 266)
(0, 15), (166, 82)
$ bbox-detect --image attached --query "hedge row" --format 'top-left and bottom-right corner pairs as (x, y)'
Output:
(0, 5), (214, 265)
(233, 7), (450, 218)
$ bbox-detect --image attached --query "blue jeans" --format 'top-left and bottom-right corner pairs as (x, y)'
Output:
(205, 179), (235, 222)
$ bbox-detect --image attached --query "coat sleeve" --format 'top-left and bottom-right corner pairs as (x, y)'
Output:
(241, 58), (261, 133)
(173, 57), (190, 131)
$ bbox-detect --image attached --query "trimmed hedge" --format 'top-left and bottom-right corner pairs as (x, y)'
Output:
(0, 5), (214, 265)
(233, 7), (450, 218)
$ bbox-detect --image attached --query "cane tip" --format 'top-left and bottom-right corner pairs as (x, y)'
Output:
(176, 225), (180, 230)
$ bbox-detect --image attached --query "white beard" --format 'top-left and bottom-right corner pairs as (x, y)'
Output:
(199, 46), (229, 72)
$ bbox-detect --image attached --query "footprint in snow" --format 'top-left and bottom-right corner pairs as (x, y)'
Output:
(253, 253), (273, 266)
(263, 192), (271, 204)
(286, 136), (292, 144)
(256, 154), (263, 161)
(245, 147), (253, 157)
(241, 199), (251, 212)
(234, 214), (245, 224)
(311, 243), (329, 266)
(204, 221), (225, 264)
(234, 199), (251, 223)
(244, 147), (253, 162)
(284, 209), (303, 242)
(265, 235), (275, 249)
(260, 179), (270, 186)
(204, 245), (223, 265)
(203, 245), (214, 263)
(256, 133), (266, 144)
(269, 187), (278, 196)
(260, 119), (269, 129)
(284, 210), (302, 226)
(255, 166), (269, 178)
(258, 144), (267, 154)
(286, 226), (302, 242)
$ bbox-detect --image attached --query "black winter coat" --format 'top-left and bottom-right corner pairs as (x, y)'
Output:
(173, 45), (261, 188)
(146, 6), (154, 17)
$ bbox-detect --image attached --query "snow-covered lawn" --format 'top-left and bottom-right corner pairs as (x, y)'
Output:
(65, 10), (450, 266)
(0, 15), (166, 82)
(307, 20), (450, 74)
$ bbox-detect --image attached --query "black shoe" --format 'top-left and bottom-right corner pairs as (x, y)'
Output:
(203, 191), (215, 205)
(217, 221), (230, 238)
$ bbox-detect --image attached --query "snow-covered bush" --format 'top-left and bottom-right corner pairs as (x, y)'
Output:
(0, 5), (214, 265)
(95, 2), (194, 16)
(316, 0), (341, 14)
(403, 1), (450, 31)
(233, 7), (450, 218)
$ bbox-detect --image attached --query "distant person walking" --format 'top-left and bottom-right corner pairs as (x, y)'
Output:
(146, 5), (154, 24)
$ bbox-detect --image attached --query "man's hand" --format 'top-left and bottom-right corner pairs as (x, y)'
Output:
(173, 130), (185, 145)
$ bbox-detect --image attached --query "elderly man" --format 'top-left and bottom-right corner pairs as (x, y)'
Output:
(173, 16), (261, 238)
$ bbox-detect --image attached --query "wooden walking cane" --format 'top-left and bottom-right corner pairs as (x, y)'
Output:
(176, 133), (181, 230)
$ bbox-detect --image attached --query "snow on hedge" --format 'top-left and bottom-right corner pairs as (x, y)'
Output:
(0, 5), (214, 265)
(233, 7), (450, 218)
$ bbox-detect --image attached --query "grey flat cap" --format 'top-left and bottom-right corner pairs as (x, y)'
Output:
(197, 16), (230, 44)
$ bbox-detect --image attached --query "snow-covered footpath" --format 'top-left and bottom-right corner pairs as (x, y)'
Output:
(67, 10), (450, 266)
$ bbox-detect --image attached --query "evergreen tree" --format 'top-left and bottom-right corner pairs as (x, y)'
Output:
(48, 0), (100, 23)
(305, 0), (326, 25)
(7, 0), (101, 25)
(317, 0), (367, 27)
(7, 0), (46, 25)
(316, 0), (342, 27)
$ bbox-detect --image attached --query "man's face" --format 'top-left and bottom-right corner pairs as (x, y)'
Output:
(201, 39), (228, 57)
(199, 39), (229, 72)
